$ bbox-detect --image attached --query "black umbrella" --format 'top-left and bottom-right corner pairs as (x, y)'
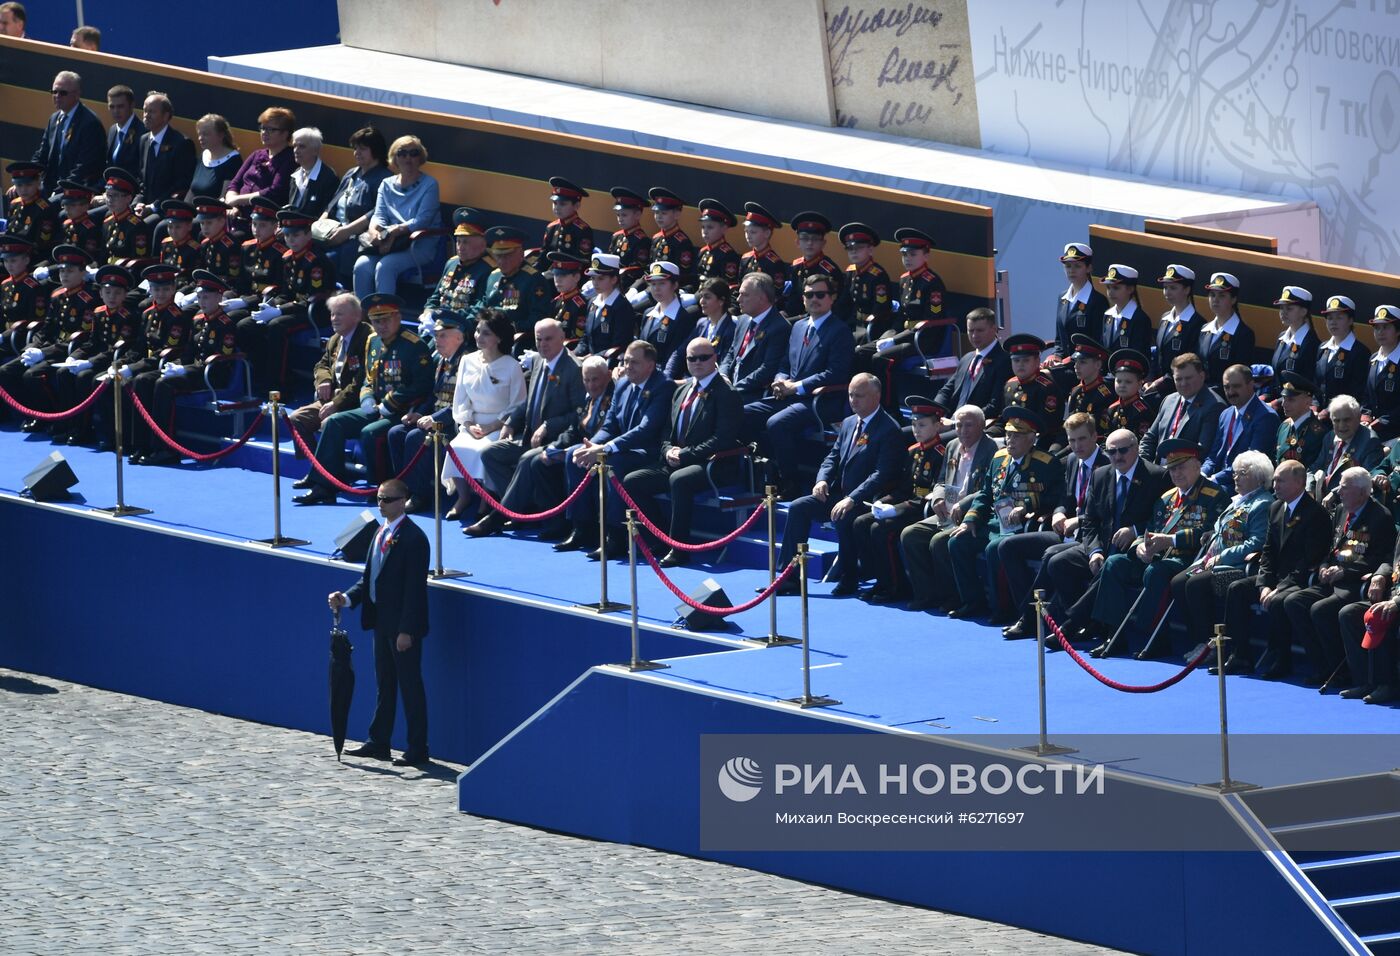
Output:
(329, 606), (355, 761)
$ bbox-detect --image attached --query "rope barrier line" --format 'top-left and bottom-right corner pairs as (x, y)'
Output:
(636, 533), (797, 615)
(0, 379), (110, 421)
(445, 443), (595, 521)
(1040, 608), (1211, 693)
(609, 473), (767, 553)
(129, 392), (267, 463)
(281, 411), (428, 493)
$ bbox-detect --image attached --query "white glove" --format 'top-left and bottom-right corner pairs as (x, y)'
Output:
(85, 265), (99, 280)
(138, 279), (150, 292)
(160, 363), (187, 379)
(117, 365), (134, 381)
(175, 291), (199, 310)
(876, 337), (895, 352)
(221, 298), (247, 312)
(624, 288), (650, 308)
(252, 304), (282, 324)
(21, 347), (43, 367)
(32, 266), (50, 283)
(679, 291), (697, 309)
(376, 402), (392, 418)
(871, 502), (896, 521)
(360, 396), (376, 413)
(519, 350), (539, 374)
(68, 359), (92, 373)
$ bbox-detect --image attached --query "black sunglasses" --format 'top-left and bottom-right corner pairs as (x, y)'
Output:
(395, 148), (423, 159)
(802, 290), (831, 299)
(1105, 446), (1134, 456)
(687, 353), (717, 362)
(376, 494), (404, 503)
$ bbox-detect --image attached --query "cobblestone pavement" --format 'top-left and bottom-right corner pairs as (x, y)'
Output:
(0, 669), (1123, 955)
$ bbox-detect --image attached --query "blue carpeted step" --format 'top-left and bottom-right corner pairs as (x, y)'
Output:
(1300, 851), (1400, 901)
(1331, 889), (1400, 939)
(1361, 929), (1400, 955)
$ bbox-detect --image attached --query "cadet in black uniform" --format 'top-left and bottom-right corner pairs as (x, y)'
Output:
(608, 188), (651, 288)
(783, 210), (845, 319)
(841, 222), (893, 344)
(111, 264), (192, 454)
(738, 202), (789, 294)
(1106, 348), (1153, 438)
(1365, 304), (1400, 440)
(2, 244), (99, 429)
(994, 332), (1063, 448)
(422, 207), (491, 333)
(196, 196), (245, 291)
(695, 198), (741, 296)
(1, 236), (48, 361)
(4, 162), (60, 263)
(53, 264), (140, 446)
(854, 227), (948, 407)
(1198, 272), (1256, 387)
(853, 394), (945, 603)
(1046, 242), (1109, 394)
(542, 177), (594, 260)
(1317, 295), (1371, 410)
(58, 180), (103, 263)
(233, 208), (330, 394)
(157, 200), (201, 284)
(646, 187), (696, 288)
(1099, 264), (1152, 355)
(101, 167), (151, 268)
(1275, 372), (1330, 465)
(1146, 263), (1204, 401)
(1270, 285), (1320, 399)
(1064, 333), (1114, 436)
(547, 251), (590, 339)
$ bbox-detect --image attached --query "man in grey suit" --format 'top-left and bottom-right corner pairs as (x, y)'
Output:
(467, 318), (585, 536)
(899, 404), (999, 610)
(1139, 352), (1225, 463)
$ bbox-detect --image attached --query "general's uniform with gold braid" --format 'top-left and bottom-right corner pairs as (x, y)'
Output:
(474, 226), (553, 339)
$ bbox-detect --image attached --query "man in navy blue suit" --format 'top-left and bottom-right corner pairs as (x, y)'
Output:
(776, 373), (905, 595)
(561, 339), (675, 559)
(32, 71), (106, 195)
(719, 272), (790, 403)
(742, 273), (856, 497)
(1202, 363), (1279, 493)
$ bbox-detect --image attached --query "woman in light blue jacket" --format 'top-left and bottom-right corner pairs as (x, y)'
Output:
(352, 134), (441, 298)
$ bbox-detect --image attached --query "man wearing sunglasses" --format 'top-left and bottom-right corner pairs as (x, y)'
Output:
(329, 478), (432, 768)
(622, 337), (742, 565)
(33, 71), (105, 196)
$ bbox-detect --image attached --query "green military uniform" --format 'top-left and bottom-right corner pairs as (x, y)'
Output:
(424, 254), (491, 326)
(1278, 412), (1331, 465)
(473, 263), (552, 337)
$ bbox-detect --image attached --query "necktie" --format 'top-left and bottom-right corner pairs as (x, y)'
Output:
(678, 382), (702, 438)
(1168, 396), (1187, 437)
(739, 322), (755, 357)
(1077, 460), (1090, 509)
(1223, 408), (1238, 450)
(526, 363), (547, 431)
(847, 418), (864, 460)
(112, 127), (123, 160)
(1330, 441), (1345, 475)
(1113, 473), (1129, 527)
(802, 321), (813, 349)
(969, 352), (983, 381)
(622, 385), (639, 428)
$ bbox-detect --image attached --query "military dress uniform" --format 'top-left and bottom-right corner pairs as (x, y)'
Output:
(846, 260), (894, 342)
(2, 257), (100, 422)
(783, 212), (844, 317)
(104, 207), (151, 267)
(1276, 373), (1331, 466)
(1067, 377), (1115, 434)
(1098, 266), (1152, 355)
(1317, 296), (1370, 407)
(236, 210), (333, 393)
(425, 256), (491, 327)
(999, 372), (1063, 449)
(62, 198), (104, 263)
(942, 408), (1065, 614)
(475, 262), (552, 340)
(1, 243), (48, 355)
(853, 407), (945, 600)
(386, 320), (465, 504)
(113, 276), (192, 450)
(542, 177), (594, 261)
(204, 232), (248, 290)
(5, 194), (60, 263)
(855, 229), (948, 405)
(609, 188), (652, 287)
(697, 237), (741, 289)
(1089, 448), (1227, 653)
(1107, 396), (1154, 437)
(1364, 305), (1400, 440)
(160, 235), (202, 285)
(652, 227), (697, 287)
(53, 267), (143, 444)
(553, 289), (590, 339)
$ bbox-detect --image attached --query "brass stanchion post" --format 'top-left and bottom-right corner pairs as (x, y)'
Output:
(610, 509), (666, 673)
(1018, 590), (1076, 756)
(575, 450), (627, 613)
(429, 425), (468, 579)
(744, 484), (798, 648)
(96, 370), (151, 517)
(782, 544), (840, 708)
(1200, 624), (1258, 793)
(252, 391), (308, 548)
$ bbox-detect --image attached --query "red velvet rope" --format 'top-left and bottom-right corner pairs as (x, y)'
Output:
(129, 392), (267, 462)
(609, 473), (767, 553)
(1040, 608), (1212, 693)
(635, 534), (798, 615)
(282, 411), (428, 493)
(446, 442), (596, 521)
(0, 379), (110, 420)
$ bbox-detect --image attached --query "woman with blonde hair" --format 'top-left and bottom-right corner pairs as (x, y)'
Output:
(352, 133), (442, 297)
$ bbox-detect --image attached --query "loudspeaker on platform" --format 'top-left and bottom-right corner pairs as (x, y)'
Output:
(333, 510), (379, 563)
(22, 451), (78, 502)
(675, 577), (732, 631)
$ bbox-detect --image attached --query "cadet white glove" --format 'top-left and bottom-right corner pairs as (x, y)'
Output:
(160, 364), (187, 379)
(117, 365), (134, 381)
(67, 359), (93, 372)
(376, 402), (392, 418)
(871, 502), (896, 520)
(221, 298), (247, 312)
(85, 265), (99, 280)
(32, 266), (50, 283)
(251, 303), (282, 324)
(175, 291), (199, 310)
(360, 396), (376, 413)
(21, 347), (43, 366)
(876, 337), (895, 352)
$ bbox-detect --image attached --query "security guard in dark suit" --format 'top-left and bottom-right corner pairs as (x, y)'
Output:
(841, 222), (893, 343)
(695, 198), (741, 295)
(201, 197), (250, 291)
(1364, 304), (1400, 440)
(423, 207), (492, 329)
(646, 188), (696, 288)
(608, 188), (652, 288)
(0, 236), (48, 356)
(53, 264), (142, 445)
(542, 177), (594, 260)
(1087, 438), (1226, 655)
(944, 406), (1065, 617)
(996, 333), (1063, 449)
(783, 211), (845, 318)
(738, 202), (789, 291)
(1065, 333), (1114, 435)
(58, 180), (103, 262)
(1275, 372), (1330, 464)
(853, 394), (945, 602)
(3, 244), (98, 427)
(1317, 295), (1371, 409)
(157, 200), (201, 283)
(547, 252), (590, 339)
(101, 167), (151, 267)
(4, 162), (60, 262)
(1046, 242), (1109, 393)
(1106, 349), (1153, 437)
(471, 226), (553, 341)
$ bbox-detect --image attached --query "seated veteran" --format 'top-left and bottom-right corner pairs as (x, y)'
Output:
(1312, 394), (1382, 497)
(1167, 450), (1273, 655)
(852, 394), (946, 604)
(387, 312), (471, 513)
(1336, 538), (1400, 704)
(1081, 438), (1226, 657)
(467, 225), (552, 348)
(1274, 373), (1330, 466)
(621, 337), (742, 565)
(1218, 458), (1330, 676)
(936, 406), (1064, 620)
(1280, 466), (1395, 687)
(417, 207), (490, 333)
(287, 292), (371, 453)
(774, 373), (904, 596)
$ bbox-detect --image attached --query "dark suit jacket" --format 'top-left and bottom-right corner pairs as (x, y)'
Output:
(573, 291), (636, 358)
(1202, 395), (1280, 493)
(107, 117), (148, 176)
(932, 343), (1011, 420)
(345, 517), (430, 638)
(592, 370), (674, 459)
(288, 161), (341, 219)
(33, 103), (106, 192)
(1312, 426), (1385, 489)
(505, 350), (585, 443)
(721, 306), (790, 398)
(311, 321), (371, 411)
(137, 127), (196, 204)
(1056, 447), (1105, 518)
(817, 409), (904, 504)
(1080, 458), (1170, 555)
(933, 434), (998, 512)
(661, 374), (741, 467)
(1325, 498), (1396, 590)
(1140, 387), (1226, 463)
(1198, 317), (1257, 385)
(1258, 494), (1331, 590)
(638, 301), (698, 379)
(779, 313), (854, 394)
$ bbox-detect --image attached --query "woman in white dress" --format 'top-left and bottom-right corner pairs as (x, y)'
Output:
(441, 310), (526, 518)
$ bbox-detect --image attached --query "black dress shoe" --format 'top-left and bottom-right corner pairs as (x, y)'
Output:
(947, 603), (988, 620)
(293, 486), (336, 505)
(1339, 685), (1375, 700)
(144, 448), (179, 466)
(393, 752), (431, 767)
(292, 476), (315, 490)
(775, 580), (801, 597)
(831, 580), (861, 597)
(905, 598), (938, 611)
(1222, 656), (1255, 676)
(67, 429), (95, 446)
(464, 514), (504, 538)
(20, 418), (43, 432)
(586, 537), (626, 561)
(1365, 684), (1397, 704)
(1260, 662), (1292, 681)
(658, 550), (689, 568)
(346, 743), (391, 760)
(553, 532), (591, 553)
(405, 495), (431, 514)
(1002, 621), (1034, 640)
